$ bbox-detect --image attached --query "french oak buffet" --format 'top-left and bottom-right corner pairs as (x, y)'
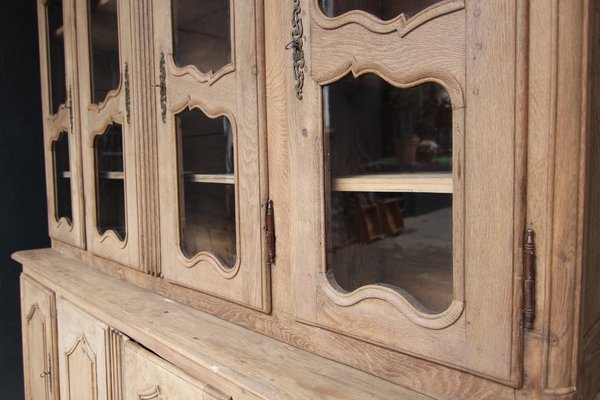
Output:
(14, 0), (600, 399)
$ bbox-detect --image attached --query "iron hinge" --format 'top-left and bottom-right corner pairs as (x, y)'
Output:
(523, 229), (536, 330)
(265, 199), (275, 265)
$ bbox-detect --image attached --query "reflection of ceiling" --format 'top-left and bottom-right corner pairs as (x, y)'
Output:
(320, 0), (442, 20)
(174, 0), (230, 39)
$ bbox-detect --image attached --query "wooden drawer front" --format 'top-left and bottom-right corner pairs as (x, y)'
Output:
(123, 341), (235, 400)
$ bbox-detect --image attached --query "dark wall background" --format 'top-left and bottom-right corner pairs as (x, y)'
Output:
(0, 1), (49, 399)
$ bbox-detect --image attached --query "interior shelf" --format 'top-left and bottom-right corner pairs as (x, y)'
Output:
(98, 171), (125, 180)
(60, 171), (71, 179)
(331, 173), (452, 193)
(183, 173), (234, 185)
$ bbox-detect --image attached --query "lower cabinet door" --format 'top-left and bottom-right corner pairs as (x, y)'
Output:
(20, 275), (58, 400)
(56, 298), (113, 400)
(123, 341), (237, 400)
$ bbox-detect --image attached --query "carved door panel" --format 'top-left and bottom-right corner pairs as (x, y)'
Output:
(288, 0), (525, 383)
(77, 0), (147, 270)
(123, 340), (243, 400)
(56, 298), (118, 400)
(36, 0), (85, 248)
(21, 276), (58, 400)
(153, 0), (270, 311)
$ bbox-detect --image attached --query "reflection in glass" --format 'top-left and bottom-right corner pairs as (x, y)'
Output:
(89, 0), (120, 103)
(46, 0), (67, 114)
(172, 0), (231, 73)
(176, 108), (236, 267)
(319, 0), (442, 20)
(95, 123), (126, 240)
(52, 132), (72, 223)
(324, 74), (453, 314)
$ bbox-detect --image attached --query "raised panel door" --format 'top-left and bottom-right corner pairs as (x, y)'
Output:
(20, 276), (58, 400)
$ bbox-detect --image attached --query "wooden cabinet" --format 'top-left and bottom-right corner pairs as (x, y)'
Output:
(20, 275), (58, 400)
(288, 0), (523, 382)
(21, 0), (600, 399)
(36, 0), (85, 248)
(154, 0), (270, 310)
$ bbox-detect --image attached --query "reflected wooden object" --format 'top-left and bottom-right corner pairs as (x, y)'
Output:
(183, 173), (234, 185)
(332, 173), (453, 193)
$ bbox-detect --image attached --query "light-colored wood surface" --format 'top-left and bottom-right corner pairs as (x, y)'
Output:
(17, 249), (431, 400)
(49, 241), (521, 400)
(36, 0), (86, 248)
(331, 173), (452, 193)
(154, 0), (270, 311)
(77, 0), (141, 270)
(56, 297), (109, 400)
(123, 340), (245, 400)
(20, 275), (58, 400)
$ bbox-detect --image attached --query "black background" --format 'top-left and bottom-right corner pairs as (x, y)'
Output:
(0, 1), (49, 399)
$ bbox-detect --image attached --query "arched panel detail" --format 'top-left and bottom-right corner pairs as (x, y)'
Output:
(311, 0), (464, 37)
(65, 335), (98, 400)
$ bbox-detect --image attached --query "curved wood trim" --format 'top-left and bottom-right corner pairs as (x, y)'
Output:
(311, 0), (464, 37)
(314, 63), (465, 110)
(319, 274), (464, 329)
(137, 385), (162, 400)
(88, 83), (122, 114)
(169, 101), (242, 280)
(166, 54), (235, 87)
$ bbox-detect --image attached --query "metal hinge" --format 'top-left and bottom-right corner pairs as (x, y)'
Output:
(523, 229), (536, 330)
(265, 199), (275, 265)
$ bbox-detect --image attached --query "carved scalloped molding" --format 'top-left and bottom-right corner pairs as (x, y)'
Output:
(314, 61), (465, 111)
(319, 274), (464, 330)
(88, 82), (122, 115)
(169, 101), (242, 280)
(137, 385), (164, 400)
(315, 69), (465, 330)
(311, 0), (464, 37)
(167, 54), (235, 87)
(47, 107), (70, 136)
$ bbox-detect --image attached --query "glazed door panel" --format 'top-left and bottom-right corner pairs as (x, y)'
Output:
(21, 276), (58, 400)
(77, 0), (141, 269)
(289, 0), (524, 383)
(154, 0), (270, 311)
(36, 0), (85, 248)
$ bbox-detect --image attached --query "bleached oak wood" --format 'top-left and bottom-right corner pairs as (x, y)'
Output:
(22, 0), (600, 398)
(56, 297), (109, 400)
(77, 0), (140, 270)
(332, 173), (452, 193)
(17, 251), (432, 400)
(20, 275), (58, 400)
(123, 341), (243, 400)
(154, 0), (270, 311)
(36, 0), (85, 248)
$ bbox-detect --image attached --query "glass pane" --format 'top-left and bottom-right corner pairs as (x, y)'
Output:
(319, 0), (442, 20)
(95, 123), (126, 240)
(172, 0), (231, 73)
(324, 74), (453, 314)
(176, 108), (236, 267)
(46, 0), (67, 114)
(52, 132), (72, 223)
(89, 0), (120, 104)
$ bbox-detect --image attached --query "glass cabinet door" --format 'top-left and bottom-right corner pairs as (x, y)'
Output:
(154, 0), (269, 311)
(77, 0), (141, 269)
(289, 0), (524, 383)
(36, 0), (85, 248)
